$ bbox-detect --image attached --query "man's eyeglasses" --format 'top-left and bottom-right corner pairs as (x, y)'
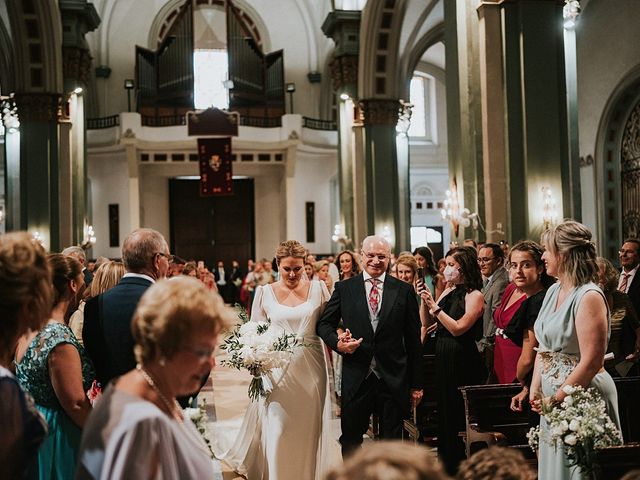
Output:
(619, 249), (637, 255)
(478, 257), (495, 264)
(363, 252), (389, 262)
(156, 252), (174, 262)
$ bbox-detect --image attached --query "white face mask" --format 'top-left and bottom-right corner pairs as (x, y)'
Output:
(443, 265), (460, 283)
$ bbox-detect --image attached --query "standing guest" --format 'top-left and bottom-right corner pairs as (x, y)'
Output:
(413, 246), (440, 298)
(0, 232), (50, 479)
(395, 254), (434, 344)
(618, 239), (640, 318)
(83, 228), (170, 386)
(69, 261), (125, 347)
(421, 246), (484, 475)
(62, 245), (93, 287)
(317, 235), (423, 458)
(168, 255), (186, 277)
(215, 260), (229, 302)
(76, 277), (235, 479)
(263, 258), (278, 283)
(596, 257), (640, 377)
(463, 239), (477, 249)
(182, 261), (197, 277)
(531, 220), (621, 479)
(16, 254), (94, 480)
(493, 241), (552, 384)
(314, 259), (335, 293)
(478, 243), (509, 382)
(335, 250), (360, 280)
(326, 255), (340, 283)
(304, 262), (315, 280)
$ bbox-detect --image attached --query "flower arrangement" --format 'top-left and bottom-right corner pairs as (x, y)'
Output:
(527, 384), (622, 474)
(220, 305), (302, 401)
(184, 399), (213, 457)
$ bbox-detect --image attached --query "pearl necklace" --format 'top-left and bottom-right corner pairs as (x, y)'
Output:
(136, 364), (182, 421)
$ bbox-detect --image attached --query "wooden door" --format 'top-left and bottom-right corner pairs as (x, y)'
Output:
(169, 178), (255, 268)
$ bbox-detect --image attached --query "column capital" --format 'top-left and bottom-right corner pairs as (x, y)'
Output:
(14, 93), (62, 122)
(62, 47), (93, 85)
(359, 99), (402, 127)
(329, 55), (358, 93)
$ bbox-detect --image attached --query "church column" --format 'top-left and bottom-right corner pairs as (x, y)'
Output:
(359, 98), (402, 248)
(443, 0), (484, 243)
(501, 0), (574, 241)
(14, 92), (62, 251)
(59, 0), (100, 245)
(322, 10), (360, 249)
(477, 1), (508, 243)
(122, 130), (140, 230)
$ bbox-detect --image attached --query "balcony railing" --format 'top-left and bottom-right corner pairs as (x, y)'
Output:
(302, 117), (337, 131)
(141, 114), (187, 127)
(86, 115), (120, 129)
(239, 116), (282, 128)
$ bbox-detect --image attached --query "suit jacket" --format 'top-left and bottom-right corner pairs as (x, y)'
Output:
(625, 270), (640, 320)
(481, 266), (510, 341)
(316, 273), (423, 406)
(83, 268), (93, 286)
(83, 276), (152, 385)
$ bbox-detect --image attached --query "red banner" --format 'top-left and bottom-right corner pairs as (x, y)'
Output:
(198, 138), (233, 196)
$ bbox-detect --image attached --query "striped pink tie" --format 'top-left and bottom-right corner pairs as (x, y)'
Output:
(619, 273), (630, 293)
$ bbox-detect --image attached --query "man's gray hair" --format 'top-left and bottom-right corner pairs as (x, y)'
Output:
(62, 246), (86, 264)
(122, 228), (167, 273)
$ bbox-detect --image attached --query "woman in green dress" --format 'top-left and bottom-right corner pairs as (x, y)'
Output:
(16, 254), (94, 480)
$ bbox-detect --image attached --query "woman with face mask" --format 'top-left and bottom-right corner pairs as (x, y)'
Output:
(420, 246), (484, 475)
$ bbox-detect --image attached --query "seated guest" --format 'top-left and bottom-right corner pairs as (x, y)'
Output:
(69, 261), (125, 346)
(597, 256), (640, 377)
(325, 440), (448, 480)
(76, 277), (235, 479)
(457, 446), (536, 480)
(493, 241), (552, 384)
(0, 232), (50, 479)
(16, 254), (94, 479)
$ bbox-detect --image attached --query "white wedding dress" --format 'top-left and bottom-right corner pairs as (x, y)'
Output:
(213, 281), (341, 479)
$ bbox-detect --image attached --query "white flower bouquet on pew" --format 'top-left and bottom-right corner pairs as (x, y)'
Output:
(183, 400), (213, 457)
(221, 306), (303, 401)
(527, 384), (622, 474)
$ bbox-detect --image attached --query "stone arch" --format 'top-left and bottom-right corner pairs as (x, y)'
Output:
(595, 63), (640, 258)
(5, 0), (62, 93)
(401, 24), (444, 99)
(0, 16), (15, 94)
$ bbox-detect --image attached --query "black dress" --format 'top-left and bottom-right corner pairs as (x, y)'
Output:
(434, 285), (483, 475)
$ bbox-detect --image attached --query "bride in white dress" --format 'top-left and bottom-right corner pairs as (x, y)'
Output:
(214, 240), (341, 479)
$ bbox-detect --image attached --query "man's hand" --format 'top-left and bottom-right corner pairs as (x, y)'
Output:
(337, 328), (362, 354)
(510, 387), (528, 412)
(410, 389), (423, 408)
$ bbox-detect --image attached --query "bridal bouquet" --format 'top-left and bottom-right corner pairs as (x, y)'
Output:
(221, 306), (302, 401)
(527, 384), (622, 473)
(184, 400), (213, 457)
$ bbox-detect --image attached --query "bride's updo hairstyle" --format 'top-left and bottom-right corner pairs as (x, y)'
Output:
(275, 240), (306, 265)
(541, 220), (598, 287)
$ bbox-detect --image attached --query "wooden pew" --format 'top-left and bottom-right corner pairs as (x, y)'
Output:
(403, 354), (437, 444)
(458, 383), (534, 460)
(614, 376), (640, 443)
(592, 443), (640, 479)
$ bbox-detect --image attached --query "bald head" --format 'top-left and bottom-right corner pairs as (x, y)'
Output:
(361, 235), (391, 278)
(122, 228), (169, 278)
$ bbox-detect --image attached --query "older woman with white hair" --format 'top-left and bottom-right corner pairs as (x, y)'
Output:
(76, 276), (235, 479)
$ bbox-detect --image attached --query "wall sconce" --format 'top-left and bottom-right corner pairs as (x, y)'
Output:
(563, 0), (580, 29)
(332, 224), (352, 248)
(124, 79), (135, 112)
(286, 83), (296, 114)
(441, 188), (481, 236)
(82, 224), (97, 249)
(541, 187), (558, 230)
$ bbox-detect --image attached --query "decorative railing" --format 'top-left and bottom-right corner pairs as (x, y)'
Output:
(141, 114), (187, 127)
(86, 115), (120, 129)
(239, 115), (282, 128)
(302, 117), (337, 131)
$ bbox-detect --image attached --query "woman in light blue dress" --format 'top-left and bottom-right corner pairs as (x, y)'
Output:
(530, 221), (621, 479)
(16, 254), (94, 480)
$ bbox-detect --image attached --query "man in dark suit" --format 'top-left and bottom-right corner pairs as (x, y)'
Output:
(478, 243), (509, 382)
(62, 245), (93, 286)
(317, 235), (423, 457)
(619, 239), (640, 316)
(83, 228), (170, 385)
